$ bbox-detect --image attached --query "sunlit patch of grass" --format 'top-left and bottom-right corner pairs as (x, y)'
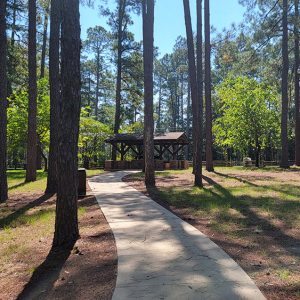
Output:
(78, 207), (86, 216)
(276, 269), (291, 281)
(7, 170), (48, 193)
(27, 266), (36, 275)
(86, 169), (104, 178)
(2, 209), (54, 230)
(2, 243), (27, 257)
(139, 166), (300, 229)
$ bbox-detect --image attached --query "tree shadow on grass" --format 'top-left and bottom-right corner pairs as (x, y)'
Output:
(148, 175), (300, 257)
(0, 193), (54, 229)
(17, 243), (75, 300)
(213, 170), (300, 198)
(202, 175), (300, 256)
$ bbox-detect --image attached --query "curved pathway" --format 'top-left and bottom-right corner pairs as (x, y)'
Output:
(89, 171), (265, 300)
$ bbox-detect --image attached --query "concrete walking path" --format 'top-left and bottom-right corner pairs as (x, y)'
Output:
(89, 171), (265, 300)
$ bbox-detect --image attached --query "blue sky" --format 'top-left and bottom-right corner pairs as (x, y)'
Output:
(80, 0), (245, 56)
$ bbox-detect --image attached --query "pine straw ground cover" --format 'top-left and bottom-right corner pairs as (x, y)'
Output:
(124, 166), (300, 300)
(0, 169), (116, 300)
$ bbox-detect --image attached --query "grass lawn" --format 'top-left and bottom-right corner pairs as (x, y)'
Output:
(7, 168), (104, 193)
(126, 166), (300, 300)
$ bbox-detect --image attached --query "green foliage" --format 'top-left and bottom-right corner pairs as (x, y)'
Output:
(7, 79), (50, 167)
(213, 76), (280, 156)
(78, 109), (112, 162)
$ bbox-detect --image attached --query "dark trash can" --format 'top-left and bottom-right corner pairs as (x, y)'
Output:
(78, 168), (86, 197)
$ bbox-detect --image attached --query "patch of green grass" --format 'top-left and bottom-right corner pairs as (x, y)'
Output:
(86, 169), (104, 178)
(78, 206), (86, 216)
(7, 170), (47, 193)
(276, 269), (291, 280)
(138, 166), (300, 231)
(2, 243), (27, 257)
(2, 208), (55, 229)
(7, 169), (104, 193)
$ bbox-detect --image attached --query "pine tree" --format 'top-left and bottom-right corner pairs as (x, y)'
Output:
(204, 0), (214, 172)
(0, 0), (8, 202)
(25, 0), (38, 182)
(53, 0), (81, 247)
(46, 0), (61, 194)
(143, 0), (155, 187)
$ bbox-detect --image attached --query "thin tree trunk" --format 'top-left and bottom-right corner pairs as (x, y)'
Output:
(157, 76), (162, 130)
(196, 0), (203, 186)
(95, 49), (100, 118)
(295, 0), (300, 166)
(112, 0), (125, 160)
(0, 0), (8, 202)
(143, 0), (155, 187)
(280, 0), (289, 168)
(180, 74), (184, 128)
(40, 0), (50, 79)
(53, 0), (81, 248)
(11, 0), (16, 47)
(183, 0), (201, 186)
(186, 81), (191, 159)
(26, 0), (38, 182)
(204, 0), (214, 172)
(88, 70), (91, 115)
(8, 0), (17, 96)
(46, 0), (61, 193)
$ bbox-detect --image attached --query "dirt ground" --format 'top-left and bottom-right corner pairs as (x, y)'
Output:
(0, 188), (117, 300)
(124, 169), (300, 300)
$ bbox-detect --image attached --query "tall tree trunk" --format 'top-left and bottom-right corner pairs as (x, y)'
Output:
(53, 0), (81, 247)
(0, 0), (8, 202)
(143, 0), (155, 187)
(11, 0), (16, 47)
(183, 0), (202, 186)
(88, 70), (91, 115)
(186, 81), (191, 159)
(295, 0), (300, 166)
(157, 76), (162, 130)
(204, 0), (214, 172)
(180, 74), (184, 128)
(7, 0), (17, 96)
(26, 0), (38, 182)
(95, 49), (100, 118)
(112, 0), (125, 160)
(196, 0), (203, 186)
(280, 0), (289, 168)
(46, 0), (61, 193)
(40, 0), (50, 79)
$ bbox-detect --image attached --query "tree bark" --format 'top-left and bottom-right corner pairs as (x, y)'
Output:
(7, 0), (17, 96)
(95, 49), (100, 118)
(204, 0), (214, 172)
(112, 0), (126, 160)
(196, 0), (203, 186)
(0, 0), (8, 202)
(186, 81), (191, 159)
(280, 0), (289, 168)
(26, 0), (38, 182)
(37, 1), (50, 168)
(295, 0), (300, 166)
(40, 0), (50, 79)
(53, 0), (81, 248)
(143, 0), (155, 187)
(157, 76), (162, 129)
(183, 0), (202, 186)
(46, 0), (61, 194)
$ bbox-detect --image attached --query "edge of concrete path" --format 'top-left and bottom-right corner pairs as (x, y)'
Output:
(89, 171), (266, 300)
